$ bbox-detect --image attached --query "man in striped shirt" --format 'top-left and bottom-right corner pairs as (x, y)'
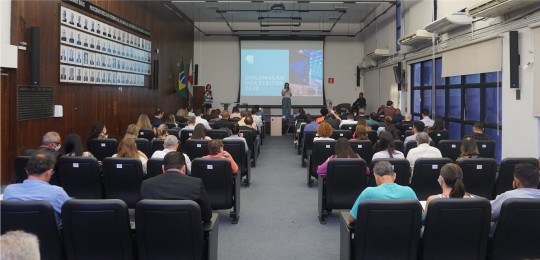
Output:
(3, 152), (71, 225)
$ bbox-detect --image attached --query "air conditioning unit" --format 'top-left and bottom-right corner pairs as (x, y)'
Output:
(398, 29), (433, 46)
(466, 0), (540, 18)
(425, 12), (473, 34)
(366, 49), (390, 60)
(359, 58), (376, 70)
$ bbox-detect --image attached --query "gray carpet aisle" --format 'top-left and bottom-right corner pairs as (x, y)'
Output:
(216, 135), (341, 260)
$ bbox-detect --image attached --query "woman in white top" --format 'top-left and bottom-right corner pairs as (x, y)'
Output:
(281, 82), (292, 119)
(113, 137), (148, 174)
(425, 163), (473, 215)
(313, 122), (334, 141)
(372, 132), (404, 160)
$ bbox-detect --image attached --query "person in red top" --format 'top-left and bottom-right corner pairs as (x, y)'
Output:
(203, 139), (239, 174)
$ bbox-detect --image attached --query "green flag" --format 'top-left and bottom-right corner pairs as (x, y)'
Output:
(177, 59), (188, 99)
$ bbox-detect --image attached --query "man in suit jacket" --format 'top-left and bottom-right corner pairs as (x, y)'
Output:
(140, 151), (212, 222)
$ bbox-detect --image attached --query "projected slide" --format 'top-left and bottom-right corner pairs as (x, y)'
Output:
(240, 41), (324, 106)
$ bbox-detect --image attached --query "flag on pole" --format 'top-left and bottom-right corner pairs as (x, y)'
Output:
(187, 59), (194, 98)
(177, 58), (188, 99)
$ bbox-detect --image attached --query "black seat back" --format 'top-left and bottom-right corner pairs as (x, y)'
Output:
(348, 140), (373, 166)
(340, 124), (357, 131)
(331, 130), (352, 140)
(61, 199), (132, 260)
(57, 156), (102, 199)
(138, 128), (154, 142)
(239, 130), (256, 156)
(184, 139), (210, 161)
(371, 159), (411, 186)
(310, 140), (336, 177)
(191, 158), (234, 209)
(394, 140), (404, 152)
(14, 156), (30, 183)
(458, 158), (497, 199)
(404, 140), (435, 157)
(403, 130), (414, 139)
(302, 131), (317, 157)
(151, 139), (165, 154)
(428, 130), (449, 146)
(1, 201), (63, 260)
(88, 138), (118, 161)
(495, 158), (539, 196)
(476, 139), (496, 159)
(102, 158), (144, 208)
(223, 139), (248, 173)
(135, 138), (152, 158)
(146, 158), (164, 179)
(492, 198), (540, 260)
(324, 119), (340, 129)
(206, 129), (230, 140)
(422, 198), (491, 260)
(326, 158), (368, 209)
(354, 200), (422, 260)
(179, 129), (195, 152)
(167, 128), (180, 138)
(438, 140), (462, 162)
(367, 131), (378, 144)
(136, 200), (203, 260)
(410, 158), (453, 200)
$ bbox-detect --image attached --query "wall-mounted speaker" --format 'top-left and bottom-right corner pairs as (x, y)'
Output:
(356, 66), (360, 87)
(509, 30), (520, 89)
(152, 60), (159, 89)
(194, 64), (199, 85)
(30, 27), (40, 86)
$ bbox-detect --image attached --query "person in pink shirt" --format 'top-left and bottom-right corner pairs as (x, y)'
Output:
(203, 140), (239, 174)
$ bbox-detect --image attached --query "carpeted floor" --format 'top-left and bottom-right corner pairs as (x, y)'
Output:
(215, 135), (342, 260)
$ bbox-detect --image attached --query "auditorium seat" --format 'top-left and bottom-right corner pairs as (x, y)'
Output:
(150, 139), (164, 154)
(14, 156), (30, 183)
(88, 138), (118, 161)
(367, 131), (378, 144)
(102, 158), (144, 208)
(371, 158), (411, 186)
(184, 139), (210, 161)
(476, 139), (496, 159)
(318, 158), (368, 224)
(348, 140), (373, 166)
(1, 201), (63, 260)
(223, 139), (251, 187)
(179, 129), (195, 152)
(146, 158), (164, 179)
(428, 130), (449, 146)
(495, 158), (539, 196)
(438, 140), (462, 162)
(410, 158), (453, 200)
(297, 123), (307, 154)
(61, 199), (133, 260)
(57, 156), (102, 199)
(240, 130), (259, 167)
(191, 158), (240, 224)
(404, 140), (435, 157)
(167, 128), (180, 138)
(422, 198), (491, 260)
(491, 198), (540, 260)
(138, 128), (154, 142)
(135, 138), (152, 158)
(340, 200), (422, 260)
(301, 131), (317, 167)
(331, 130), (352, 140)
(403, 130), (414, 140)
(308, 140), (336, 187)
(136, 200), (219, 260)
(340, 124), (357, 131)
(206, 129), (230, 140)
(458, 158), (497, 199)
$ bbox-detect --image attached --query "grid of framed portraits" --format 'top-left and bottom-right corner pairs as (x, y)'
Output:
(60, 5), (151, 86)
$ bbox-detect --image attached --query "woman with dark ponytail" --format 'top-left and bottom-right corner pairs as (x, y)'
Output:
(425, 163), (472, 215)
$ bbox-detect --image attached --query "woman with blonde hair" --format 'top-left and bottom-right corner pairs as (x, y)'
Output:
(155, 124), (169, 140)
(314, 122), (333, 141)
(124, 124), (139, 139)
(136, 114), (153, 130)
(113, 137), (148, 174)
(353, 124), (369, 141)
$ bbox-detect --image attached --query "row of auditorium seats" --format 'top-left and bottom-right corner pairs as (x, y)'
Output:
(1, 199), (219, 260)
(339, 198), (540, 260)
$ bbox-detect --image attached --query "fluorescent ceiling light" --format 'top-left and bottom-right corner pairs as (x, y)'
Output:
(171, 1), (206, 2)
(310, 1), (345, 3)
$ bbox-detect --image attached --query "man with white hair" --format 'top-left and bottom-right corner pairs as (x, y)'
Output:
(406, 132), (442, 170)
(398, 113), (413, 133)
(0, 231), (40, 260)
(151, 135), (191, 172)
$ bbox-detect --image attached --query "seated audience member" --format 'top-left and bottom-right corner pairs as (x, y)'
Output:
(3, 152), (71, 225)
(87, 121), (109, 147)
(123, 124), (140, 139)
(194, 109), (211, 130)
(406, 132), (442, 170)
(316, 107), (329, 123)
(237, 110), (249, 126)
(164, 114), (178, 128)
(151, 135), (191, 172)
(303, 115), (318, 139)
(348, 161), (418, 222)
(366, 113), (381, 129)
(398, 113), (414, 133)
(208, 109), (220, 122)
(240, 113), (258, 132)
(372, 132), (405, 160)
(425, 163), (473, 215)
(154, 124), (169, 140)
(379, 101), (397, 117)
(223, 123), (249, 152)
(213, 110), (234, 131)
(203, 140), (239, 174)
(427, 117), (445, 133)
(464, 121), (493, 140)
(251, 107), (263, 129)
(113, 137), (148, 174)
(253, 105), (266, 122)
(385, 124), (401, 140)
(140, 152), (212, 222)
(150, 109), (164, 128)
(182, 116), (197, 132)
(176, 108), (188, 123)
(294, 107), (307, 122)
(339, 113), (358, 128)
(403, 121), (433, 150)
(314, 122), (334, 141)
(393, 109), (404, 123)
(377, 116), (394, 135)
(186, 106), (195, 117)
(420, 108), (434, 127)
(353, 124), (369, 141)
(189, 124), (212, 140)
(63, 133), (94, 157)
(317, 138), (362, 177)
(34, 131), (62, 155)
(0, 231), (40, 260)
(136, 113), (154, 133)
(456, 137), (480, 162)
(352, 92), (367, 114)
(230, 106), (241, 119)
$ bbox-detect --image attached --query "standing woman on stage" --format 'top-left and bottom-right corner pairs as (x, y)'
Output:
(281, 82), (292, 119)
(204, 84), (214, 115)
